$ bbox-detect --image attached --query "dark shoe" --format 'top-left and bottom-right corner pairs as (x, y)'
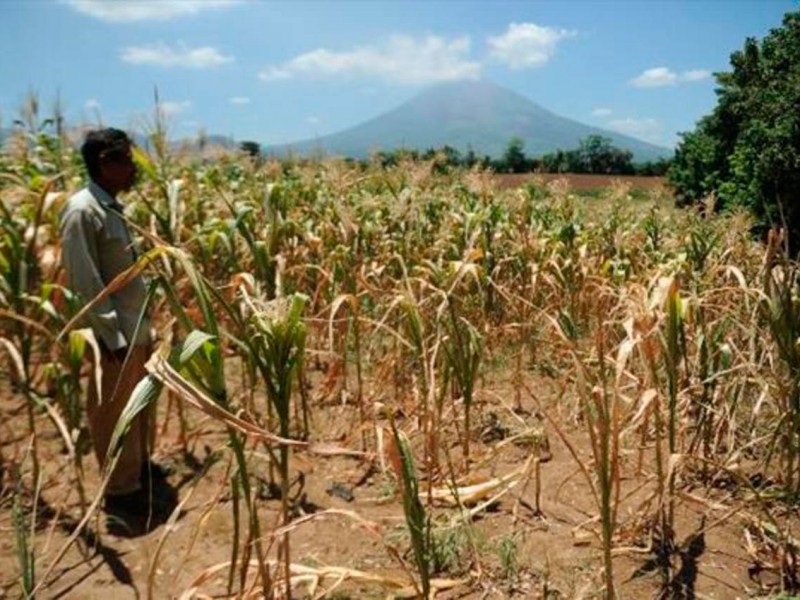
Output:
(106, 489), (152, 537)
(105, 489), (149, 516)
(140, 459), (172, 484)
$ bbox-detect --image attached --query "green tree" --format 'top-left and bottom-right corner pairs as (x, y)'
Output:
(669, 118), (728, 206)
(464, 144), (477, 168)
(669, 10), (800, 247)
(502, 137), (528, 173)
(240, 140), (262, 159)
(577, 135), (634, 174)
(540, 138), (636, 175)
(634, 158), (672, 177)
(540, 149), (571, 173)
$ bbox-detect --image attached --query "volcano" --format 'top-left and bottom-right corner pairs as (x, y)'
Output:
(265, 80), (671, 162)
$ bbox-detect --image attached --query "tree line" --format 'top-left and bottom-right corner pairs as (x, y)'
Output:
(668, 9), (800, 251)
(366, 134), (671, 176)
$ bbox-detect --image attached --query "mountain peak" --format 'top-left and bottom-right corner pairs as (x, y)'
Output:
(415, 79), (539, 101)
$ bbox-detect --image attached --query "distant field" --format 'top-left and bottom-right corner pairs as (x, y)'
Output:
(495, 172), (667, 192)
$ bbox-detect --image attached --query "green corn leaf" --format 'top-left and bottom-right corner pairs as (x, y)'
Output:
(390, 420), (431, 598)
(178, 330), (217, 367)
(106, 374), (163, 467)
(67, 330), (87, 366)
(132, 146), (158, 183)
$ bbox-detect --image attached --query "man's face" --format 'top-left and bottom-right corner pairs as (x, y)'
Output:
(99, 143), (138, 193)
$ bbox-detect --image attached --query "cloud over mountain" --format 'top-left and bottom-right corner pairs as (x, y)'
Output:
(259, 34), (481, 85)
(487, 23), (575, 69)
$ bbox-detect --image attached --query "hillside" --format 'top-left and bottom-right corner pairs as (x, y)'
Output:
(266, 80), (671, 162)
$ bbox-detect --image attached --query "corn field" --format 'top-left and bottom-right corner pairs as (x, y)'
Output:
(3, 106), (800, 599)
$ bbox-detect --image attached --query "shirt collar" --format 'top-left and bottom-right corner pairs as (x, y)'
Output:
(89, 181), (124, 211)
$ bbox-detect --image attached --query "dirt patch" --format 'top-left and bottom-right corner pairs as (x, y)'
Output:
(0, 360), (774, 599)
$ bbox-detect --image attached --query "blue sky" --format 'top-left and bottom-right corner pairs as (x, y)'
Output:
(0, 0), (796, 150)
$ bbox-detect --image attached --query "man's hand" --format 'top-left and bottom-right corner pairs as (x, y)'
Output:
(100, 340), (129, 363)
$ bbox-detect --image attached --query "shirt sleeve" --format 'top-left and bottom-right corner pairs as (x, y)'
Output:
(60, 207), (128, 352)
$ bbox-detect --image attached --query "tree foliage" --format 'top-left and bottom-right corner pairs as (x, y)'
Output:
(578, 135), (635, 175)
(540, 135), (635, 175)
(669, 10), (800, 247)
(370, 135), (664, 175)
(501, 137), (528, 173)
(239, 140), (262, 159)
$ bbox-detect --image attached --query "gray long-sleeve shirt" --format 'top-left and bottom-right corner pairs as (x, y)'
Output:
(60, 182), (151, 351)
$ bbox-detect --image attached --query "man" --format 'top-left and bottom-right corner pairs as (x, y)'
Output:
(60, 128), (161, 513)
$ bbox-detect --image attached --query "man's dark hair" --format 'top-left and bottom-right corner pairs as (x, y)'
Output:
(81, 128), (132, 180)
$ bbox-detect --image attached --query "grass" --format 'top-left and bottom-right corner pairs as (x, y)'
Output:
(497, 533), (520, 585)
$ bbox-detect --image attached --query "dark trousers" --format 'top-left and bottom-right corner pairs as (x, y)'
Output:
(87, 345), (155, 495)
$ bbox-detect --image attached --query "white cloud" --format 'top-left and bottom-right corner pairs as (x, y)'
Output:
(159, 100), (191, 117)
(306, 116), (320, 125)
(85, 98), (101, 111)
(258, 34), (481, 85)
(229, 96), (251, 105)
(681, 69), (711, 82)
(63, 0), (240, 23)
(121, 43), (233, 69)
(606, 117), (663, 145)
(260, 67), (291, 81)
(487, 22), (575, 69)
(629, 66), (711, 88)
(592, 107), (612, 117)
(629, 67), (677, 88)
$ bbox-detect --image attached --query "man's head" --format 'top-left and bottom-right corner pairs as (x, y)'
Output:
(81, 128), (137, 196)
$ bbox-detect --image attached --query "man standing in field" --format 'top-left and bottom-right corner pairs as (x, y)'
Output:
(60, 128), (164, 515)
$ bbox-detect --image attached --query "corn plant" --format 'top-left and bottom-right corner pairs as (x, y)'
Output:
(390, 419), (432, 598)
(61, 242), (273, 595)
(11, 459), (38, 600)
(763, 240), (800, 497)
(7, 103), (800, 599)
(574, 332), (617, 597)
(0, 179), (56, 491)
(330, 292), (367, 447)
(243, 292), (308, 596)
(663, 280), (685, 493)
(442, 300), (483, 464)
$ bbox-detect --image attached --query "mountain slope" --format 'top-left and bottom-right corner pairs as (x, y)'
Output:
(267, 81), (671, 162)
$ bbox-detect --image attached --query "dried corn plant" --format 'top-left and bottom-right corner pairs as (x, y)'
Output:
(5, 106), (800, 599)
